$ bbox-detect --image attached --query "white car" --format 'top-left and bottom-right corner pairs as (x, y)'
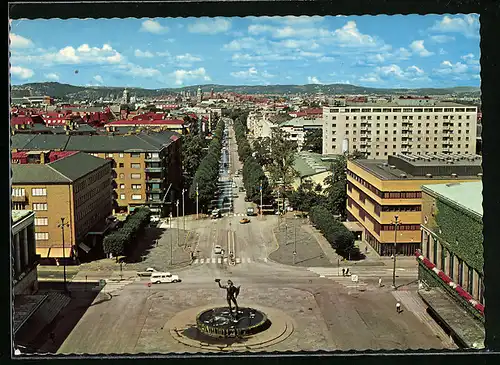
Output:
(150, 215), (160, 222)
(214, 245), (223, 255)
(150, 272), (181, 284)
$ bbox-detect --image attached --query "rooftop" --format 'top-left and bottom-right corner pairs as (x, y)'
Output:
(324, 101), (476, 109)
(12, 210), (34, 224)
(352, 153), (482, 181)
(281, 117), (324, 128)
(422, 181), (483, 217)
(12, 152), (111, 184)
(293, 151), (339, 178)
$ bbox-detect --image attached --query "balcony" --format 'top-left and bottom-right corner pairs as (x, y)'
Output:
(146, 177), (163, 183)
(144, 156), (162, 162)
(11, 195), (27, 203)
(144, 167), (163, 173)
(147, 188), (163, 194)
(146, 197), (163, 204)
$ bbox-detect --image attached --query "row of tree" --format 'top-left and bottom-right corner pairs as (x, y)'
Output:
(103, 207), (151, 257)
(188, 119), (225, 212)
(309, 205), (362, 260)
(232, 113), (272, 203)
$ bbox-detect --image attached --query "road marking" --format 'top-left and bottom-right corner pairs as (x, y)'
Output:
(236, 258), (241, 264)
(212, 258), (216, 264)
(223, 258), (228, 263)
(200, 258), (205, 264)
(218, 258), (222, 264)
(193, 259), (199, 264)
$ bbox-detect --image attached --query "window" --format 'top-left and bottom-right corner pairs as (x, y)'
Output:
(131, 163), (141, 169)
(35, 217), (48, 226)
(393, 137), (397, 141)
(119, 173), (125, 179)
(119, 163), (124, 168)
(353, 123), (357, 127)
(120, 194), (126, 200)
(12, 188), (25, 196)
(132, 184), (142, 190)
(120, 184), (125, 189)
(130, 152), (141, 158)
(119, 153), (124, 158)
(33, 203), (48, 211)
(132, 194), (142, 200)
(35, 232), (49, 240)
(376, 131), (380, 135)
(346, 116), (349, 120)
(385, 116), (389, 120)
(107, 153), (114, 157)
(353, 138), (357, 142)
(32, 188), (47, 196)
(332, 124), (336, 128)
(131, 173), (141, 179)
(377, 116), (380, 120)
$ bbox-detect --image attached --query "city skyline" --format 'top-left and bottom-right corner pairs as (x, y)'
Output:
(10, 15), (480, 89)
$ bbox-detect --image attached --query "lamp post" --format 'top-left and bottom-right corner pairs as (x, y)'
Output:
(169, 212), (173, 265)
(182, 188), (186, 231)
(176, 200), (180, 247)
(392, 215), (400, 290)
(57, 217), (70, 294)
(260, 180), (263, 219)
(196, 184), (199, 220)
(293, 221), (297, 264)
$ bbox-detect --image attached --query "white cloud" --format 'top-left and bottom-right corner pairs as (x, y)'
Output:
(156, 51), (171, 57)
(437, 61), (468, 74)
(171, 67), (211, 85)
(223, 37), (266, 51)
(135, 49), (155, 58)
(140, 19), (169, 34)
(430, 14), (480, 39)
(270, 39), (319, 50)
(298, 51), (323, 58)
(429, 35), (456, 43)
(188, 18), (231, 34)
(318, 56), (336, 63)
(93, 75), (104, 84)
(11, 66), (34, 79)
(307, 76), (322, 84)
(409, 40), (434, 57)
(118, 63), (162, 78)
(461, 53), (480, 66)
(232, 53), (299, 63)
(176, 53), (202, 62)
(10, 33), (34, 48)
(359, 76), (380, 83)
(439, 48), (447, 55)
(331, 21), (378, 47)
(44, 72), (59, 81)
(230, 67), (275, 81)
(361, 64), (430, 84)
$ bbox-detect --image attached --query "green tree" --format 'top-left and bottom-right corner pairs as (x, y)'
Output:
(265, 128), (299, 194)
(252, 137), (273, 166)
(288, 182), (322, 212)
(182, 134), (208, 189)
(302, 129), (323, 154)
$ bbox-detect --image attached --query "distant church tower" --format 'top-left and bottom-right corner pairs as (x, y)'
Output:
(210, 88), (214, 99)
(197, 86), (203, 103)
(122, 88), (130, 104)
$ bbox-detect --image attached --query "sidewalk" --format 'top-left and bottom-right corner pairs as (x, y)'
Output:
(301, 225), (341, 265)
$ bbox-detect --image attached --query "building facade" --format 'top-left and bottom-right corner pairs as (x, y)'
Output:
(12, 152), (113, 260)
(280, 117), (323, 150)
(323, 99), (477, 158)
(12, 210), (39, 295)
(346, 153), (482, 256)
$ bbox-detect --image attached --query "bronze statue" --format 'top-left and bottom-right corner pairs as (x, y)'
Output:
(215, 279), (240, 314)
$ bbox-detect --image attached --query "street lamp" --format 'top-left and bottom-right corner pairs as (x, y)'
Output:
(182, 188), (186, 231)
(196, 184), (199, 220)
(57, 217), (70, 294)
(392, 215), (400, 290)
(293, 221), (297, 265)
(169, 212), (173, 265)
(176, 200), (180, 247)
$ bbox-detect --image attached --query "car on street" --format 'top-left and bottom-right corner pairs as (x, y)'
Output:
(214, 245), (223, 254)
(150, 272), (181, 284)
(137, 267), (158, 277)
(211, 208), (221, 219)
(240, 218), (250, 224)
(150, 215), (160, 223)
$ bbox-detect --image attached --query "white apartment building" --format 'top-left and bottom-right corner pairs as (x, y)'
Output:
(322, 99), (477, 158)
(246, 110), (278, 138)
(280, 117), (323, 150)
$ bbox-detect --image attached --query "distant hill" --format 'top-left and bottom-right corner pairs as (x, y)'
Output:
(10, 82), (481, 100)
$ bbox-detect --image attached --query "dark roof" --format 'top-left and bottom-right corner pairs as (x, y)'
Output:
(12, 152), (110, 184)
(21, 134), (70, 150)
(11, 134), (36, 149)
(48, 152), (111, 181)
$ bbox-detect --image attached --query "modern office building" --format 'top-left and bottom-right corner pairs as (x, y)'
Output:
(12, 152), (113, 261)
(323, 98), (477, 157)
(417, 181), (484, 348)
(11, 130), (183, 217)
(346, 153), (482, 256)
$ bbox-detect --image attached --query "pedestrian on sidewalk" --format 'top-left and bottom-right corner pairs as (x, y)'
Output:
(342, 268), (345, 277)
(345, 268), (350, 276)
(396, 302), (401, 314)
(378, 277), (382, 287)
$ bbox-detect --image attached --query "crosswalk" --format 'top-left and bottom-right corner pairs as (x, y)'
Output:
(221, 213), (247, 217)
(101, 277), (138, 293)
(192, 257), (267, 265)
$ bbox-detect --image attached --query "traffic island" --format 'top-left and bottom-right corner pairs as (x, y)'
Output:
(166, 304), (294, 352)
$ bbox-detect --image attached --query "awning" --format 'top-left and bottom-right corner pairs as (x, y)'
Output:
(78, 243), (91, 253)
(343, 221), (364, 232)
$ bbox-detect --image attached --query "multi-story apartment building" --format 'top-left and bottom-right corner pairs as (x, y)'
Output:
(12, 152), (113, 261)
(417, 181), (484, 348)
(11, 130), (183, 217)
(346, 153), (482, 256)
(12, 210), (38, 295)
(323, 98), (478, 158)
(280, 117), (323, 150)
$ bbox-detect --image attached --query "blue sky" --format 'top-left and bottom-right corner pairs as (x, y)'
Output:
(9, 15), (480, 89)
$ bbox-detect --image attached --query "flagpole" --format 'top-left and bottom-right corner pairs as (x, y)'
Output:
(196, 184), (199, 220)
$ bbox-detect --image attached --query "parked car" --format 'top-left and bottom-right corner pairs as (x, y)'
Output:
(214, 245), (223, 254)
(150, 272), (181, 284)
(150, 215), (160, 223)
(240, 218), (250, 224)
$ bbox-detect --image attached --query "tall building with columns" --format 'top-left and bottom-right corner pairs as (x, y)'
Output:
(12, 210), (38, 295)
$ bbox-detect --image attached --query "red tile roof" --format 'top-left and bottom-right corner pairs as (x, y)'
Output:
(106, 119), (184, 126)
(48, 151), (78, 162)
(10, 116), (34, 125)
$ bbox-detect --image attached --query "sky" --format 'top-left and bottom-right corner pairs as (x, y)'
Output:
(9, 15), (480, 89)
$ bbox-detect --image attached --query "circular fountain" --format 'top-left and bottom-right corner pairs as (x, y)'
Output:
(196, 307), (270, 338)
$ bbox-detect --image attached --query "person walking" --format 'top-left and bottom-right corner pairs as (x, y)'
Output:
(378, 277), (383, 287)
(396, 302), (401, 314)
(345, 268), (350, 276)
(342, 268), (345, 277)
